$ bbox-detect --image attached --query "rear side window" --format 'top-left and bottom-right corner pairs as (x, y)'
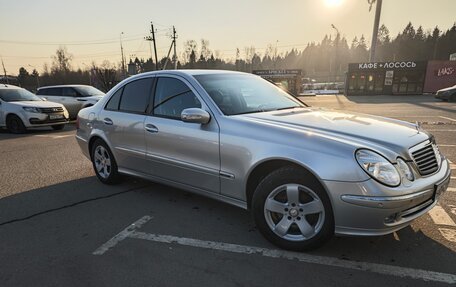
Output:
(37, 88), (62, 96)
(153, 77), (201, 119)
(119, 78), (153, 113)
(105, 88), (123, 110)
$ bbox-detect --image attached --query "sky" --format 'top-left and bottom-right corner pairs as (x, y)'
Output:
(1, 0), (455, 75)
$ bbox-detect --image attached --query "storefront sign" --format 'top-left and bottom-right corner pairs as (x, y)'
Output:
(253, 69), (302, 76)
(357, 61), (417, 70)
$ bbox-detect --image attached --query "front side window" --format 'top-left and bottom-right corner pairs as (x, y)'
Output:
(153, 77), (201, 119)
(119, 78), (153, 113)
(63, 87), (78, 97)
(194, 74), (303, 115)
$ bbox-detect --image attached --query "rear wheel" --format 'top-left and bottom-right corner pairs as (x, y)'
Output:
(91, 139), (121, 184)
(252, 166), (334, 251)
(51, 124), (65, 130)
(6, 115), (26, 134)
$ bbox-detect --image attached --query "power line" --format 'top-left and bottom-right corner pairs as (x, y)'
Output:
(0, 35), (145, 46)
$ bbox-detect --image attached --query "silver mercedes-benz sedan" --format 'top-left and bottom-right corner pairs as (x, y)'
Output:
(76, 70), (451, 250)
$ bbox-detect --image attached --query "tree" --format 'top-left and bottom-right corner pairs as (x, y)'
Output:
(51, 46), (72, 73)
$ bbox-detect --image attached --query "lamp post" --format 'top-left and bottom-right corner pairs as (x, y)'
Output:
(368, 0), (383, 62)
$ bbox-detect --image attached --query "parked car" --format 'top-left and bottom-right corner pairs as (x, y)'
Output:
(435, 84), (456, 101)
(76, 70), (451, 251)
(0, 84), (69, 133)
(37, 85), (105, 118)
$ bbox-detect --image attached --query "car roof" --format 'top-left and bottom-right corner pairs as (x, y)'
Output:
(131, 69), (249, 79)
(37, 84), (93, 90)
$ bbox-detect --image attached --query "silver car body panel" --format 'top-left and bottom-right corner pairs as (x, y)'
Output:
(76, 70), (451, 237)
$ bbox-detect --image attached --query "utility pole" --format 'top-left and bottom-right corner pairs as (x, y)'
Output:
(1, 58), (8, 84)
(172, 26), (178, 69)
(145, 22), (159, 70)
(120, 32), (126, 78)
(368, 0), (382, 62)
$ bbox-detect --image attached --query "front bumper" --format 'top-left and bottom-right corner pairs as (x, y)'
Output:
(23, 112), (69, 127)
(324, 158), (451, 236)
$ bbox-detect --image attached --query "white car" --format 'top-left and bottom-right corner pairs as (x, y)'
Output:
(0, 84), (69, 133)
(36, 85), (105, 119)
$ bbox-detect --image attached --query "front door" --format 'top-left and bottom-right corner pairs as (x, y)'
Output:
(144, 76), (220, 193)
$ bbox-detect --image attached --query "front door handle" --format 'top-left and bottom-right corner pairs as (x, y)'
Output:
(145, 123), (159, 133)
(103, 118), (113, 125)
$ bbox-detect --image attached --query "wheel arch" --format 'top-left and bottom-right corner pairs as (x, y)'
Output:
(245, 158), (332, 210)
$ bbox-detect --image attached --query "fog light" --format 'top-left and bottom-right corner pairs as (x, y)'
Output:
(384, 214), (397, 224)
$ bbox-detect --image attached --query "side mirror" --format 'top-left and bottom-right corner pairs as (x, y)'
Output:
(181, 108), (210, 124)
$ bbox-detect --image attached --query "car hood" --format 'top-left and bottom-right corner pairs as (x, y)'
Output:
(8, 101), (64, 108)
(238, 107), (430, 154)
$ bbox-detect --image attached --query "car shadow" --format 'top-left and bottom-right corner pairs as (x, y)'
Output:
(0, 175), (454, 276)
(0, 123), (76, 140)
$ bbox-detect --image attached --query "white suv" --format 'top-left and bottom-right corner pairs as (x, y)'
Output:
(36, 85), (105, 119)
(0, 84), (69, 133)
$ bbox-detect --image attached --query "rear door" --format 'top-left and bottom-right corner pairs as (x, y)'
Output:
(38, 87), (62, 104)
(98, 77), (154, 173)
(144, 76), (220, 193)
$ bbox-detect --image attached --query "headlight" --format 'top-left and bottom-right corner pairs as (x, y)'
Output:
(23, 107), (41, 113)
(396, 158), (414, 181)
(355, 149), (401, 186)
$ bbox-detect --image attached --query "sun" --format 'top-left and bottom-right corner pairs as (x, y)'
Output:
(325, 0), (343, 7)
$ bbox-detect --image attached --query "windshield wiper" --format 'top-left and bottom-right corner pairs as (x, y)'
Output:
(273, 106), (303, 111)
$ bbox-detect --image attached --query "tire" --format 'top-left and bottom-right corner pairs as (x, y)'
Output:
(51, 124), (65, 130)
(252, 166), (334, 251)
(6, 114), (26, 134)
(91, 139), (121, 184)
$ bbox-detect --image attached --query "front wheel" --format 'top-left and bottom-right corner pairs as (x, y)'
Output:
(91, 139), (121, 184)
(252, 166), (334, 251)
(6, 115), (26, 134)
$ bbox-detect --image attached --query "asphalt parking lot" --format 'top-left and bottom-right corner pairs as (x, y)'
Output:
(0, 94), (455, 286)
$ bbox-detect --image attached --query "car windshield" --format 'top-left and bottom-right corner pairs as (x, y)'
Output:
(0, 88), (42, 102)
(74, 86), (105, 96)
(194, 73), (305, 115)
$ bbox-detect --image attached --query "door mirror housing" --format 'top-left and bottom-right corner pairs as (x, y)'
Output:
(181, 108), (210, 124)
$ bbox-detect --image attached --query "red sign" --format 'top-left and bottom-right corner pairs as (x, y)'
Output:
(423, 61), (456, 93)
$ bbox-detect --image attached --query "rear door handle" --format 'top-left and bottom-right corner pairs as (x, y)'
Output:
(103, 118), (113, 125)
(145, 123), (158, 133)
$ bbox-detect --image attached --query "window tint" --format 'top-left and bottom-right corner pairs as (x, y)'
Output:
(37, 87), (62, 96)
(119, 78), (153, 113)
(62, 87), (78, 97)
(105, 88), (123, 110)
(153, 77), (201, 119)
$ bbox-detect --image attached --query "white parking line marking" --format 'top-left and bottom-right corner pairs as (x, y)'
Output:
(428, 205), (456, 227)
(93, 216), (456, 284)
(448, 187), (456, 192)
(92, 215), (152, 255)
(439, 116), (456, 122)
(439, 145), (456, 147)
(426, 130), (456, 132)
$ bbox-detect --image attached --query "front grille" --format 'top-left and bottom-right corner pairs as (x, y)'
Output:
(411, 144), (439, 176)
(40, 107), (64, 113)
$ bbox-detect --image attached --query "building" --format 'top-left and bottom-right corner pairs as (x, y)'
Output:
(253, 69), (302, 95)
(346, 61), (456, 95)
